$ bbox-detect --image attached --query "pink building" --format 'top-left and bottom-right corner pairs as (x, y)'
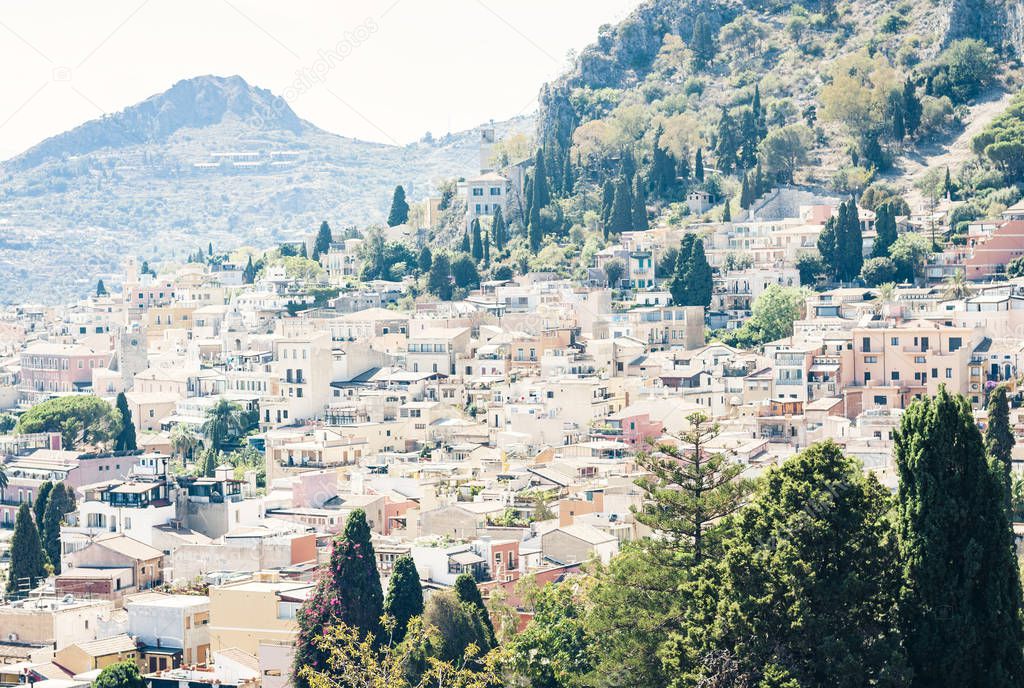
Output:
(964, 220), (1024, 280)
(19, 341), (111, 397)
(592, 411), (664, 447)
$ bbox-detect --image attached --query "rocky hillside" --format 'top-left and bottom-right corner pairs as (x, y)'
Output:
(535, 0), (1023, 194)
(0, 75), (530, 303)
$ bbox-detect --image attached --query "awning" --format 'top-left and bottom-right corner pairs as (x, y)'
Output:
(809, 364), (839, 373)
(449, 551), (485, 566)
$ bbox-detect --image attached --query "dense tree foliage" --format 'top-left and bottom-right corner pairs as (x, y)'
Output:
(93, 661), (147, 688)
(894, 387), (1024, 687)
(388, 185), (410, 227)
(383, 555), (423, 644)
(114, 392), (137, 452)
(7, 503), (47, 593)
(16, 396), (120, 450)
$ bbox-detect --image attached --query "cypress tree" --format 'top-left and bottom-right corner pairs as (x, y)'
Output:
(387, 185), (410, 227)
(650, 124), (677, 198)
(461, 229), (471, 254)
(483, 231), (491, 267)
(33, 481), (53, 528)
(42, 483), (69, 574)
(944, 166), (954, 200)
(454, 573), (496, 646)
(294, 510), (384, 687)
(903, 78), (922, 137)
(740, 173), (752, 210)
(687, 238), (712, 308)
(894, 387), (1024, 688)
(841, 200), (864, 282)
(299, 243), (307, 259)
(752, 83), (766, 138)
(631, 175), (649, 231)
(669, 235), (696, 306)
(242, 256), (256, 284)
(95, 279), (108, 297)
(562, 150), (574, 196)
(872, 202), (898, 258)
(528, 192), (543, 252)
(608, 178), (634, 235)
(678, 151), (691, 182)
(418, 246), (432, 273)
(715, 109), (739, 174)
(471, 218), (483, 262)
(532, 149), (551, 210)
(492, 206), (507, 251)
(754, 160), (765, 197)
(428, 253), (454, 301)
(691, 12), (715, 69)
(739, 107), (759, 169)
(7, 503), (47, 593)
(722, 199), (731, 222)
(694, 147), (704, 183)
(986, 384), (1015, 517)
(891, 92), (906, 142)
(312, 221), (333, 261)
(383, 555), (423, 644)
(114, 392), (137, 452)
(601, 179), (616, 229)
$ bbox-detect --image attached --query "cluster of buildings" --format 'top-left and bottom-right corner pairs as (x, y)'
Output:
(1, 136), (1024, 688)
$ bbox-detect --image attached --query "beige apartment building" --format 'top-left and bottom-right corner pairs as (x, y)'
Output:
(849, 320), (977, 412)
(208, 573), (314, 655)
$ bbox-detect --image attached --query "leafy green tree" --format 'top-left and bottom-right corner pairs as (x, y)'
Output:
(383, 555), (423, 644)
(33, 480), (53, 528)
(202, 399), (244, 452)
(7, 503), (47, 593)
(471, 218), (483, 262)
(986, 384), (1015, 517)
(195, 447), (217, 478)
(387, 185), (410, 227)
(894, 386), (1024, 687)
(294, 510), (384, 687)
(889, 232), (933, 283)
(759, 124), (813, 184)
(903, 78), (922, 136)
(603, 258), (626, 289)
(669, 236), (711, 307)
(16, 396), (120, 450)
(427, 253), (454, 300)
(421, 590), (492, 664)
(861, 256), (899, 286)
(656, 246), (679, 279)
(934, 38), (996, 104)
(676, 441), (908, 687)
(42, 482), (71, 574)
(608, 177), (633, 235)
(795, 252), (825, 286)
(454, 573), (496, 646)
(312, 221), (333, 261)
(817, 200), (863, 282)
(504, 583), (593, 688)
(722, 285), (808, 347)
(600, 179), (615, 233)
(451, 254), (480, 290)
(114, 392), (137, 452)
(669, 235), (695, 306)
(170, 423), (198, 461)
(93, 661), (146, 688)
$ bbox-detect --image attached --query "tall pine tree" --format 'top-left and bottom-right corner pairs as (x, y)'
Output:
(454, 573), (496, 647)
(471, 218), (484, 262)
(33, 481), (53, 528)
(895, 387), (1024, 688)
(312, 221), (333, 261)
(694, 147), (705, 183)
(608, 178), (634, 235)
(631, 175), (649, 231)
(42, 483), (70, 574)
(492, 206), (507, 251)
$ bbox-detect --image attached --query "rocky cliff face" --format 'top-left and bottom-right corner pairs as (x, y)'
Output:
(946, 0), (1024, 53)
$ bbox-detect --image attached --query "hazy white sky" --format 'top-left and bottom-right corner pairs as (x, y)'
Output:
(0, 0), (642, 159)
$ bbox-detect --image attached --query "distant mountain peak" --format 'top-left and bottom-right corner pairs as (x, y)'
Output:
(6, 74), (312, 169)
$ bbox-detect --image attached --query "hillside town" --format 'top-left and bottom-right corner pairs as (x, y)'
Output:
(1, 114), (1024, 687)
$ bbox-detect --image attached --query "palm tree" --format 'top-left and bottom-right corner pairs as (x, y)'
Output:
(875, 282), (897, 315)
(169, 423), (198, 461)
(202, 399), (244, 452)
(942, 269), (971, 300)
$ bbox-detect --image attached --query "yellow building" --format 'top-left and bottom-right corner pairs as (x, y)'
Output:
(54, 634), (138, 674)
(207, 573), (313, 655)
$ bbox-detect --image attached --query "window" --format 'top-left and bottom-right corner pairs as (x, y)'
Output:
(873, 395), (887, 405)
(949, 337), (962, 352)
(472, 187), (483, 196)
(946, 368), (953, 379)
(890, 337), (899, 346)
(864, 356), (878, 363)
(862, 337), (872, 352)
(891, 371), (899, 381)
